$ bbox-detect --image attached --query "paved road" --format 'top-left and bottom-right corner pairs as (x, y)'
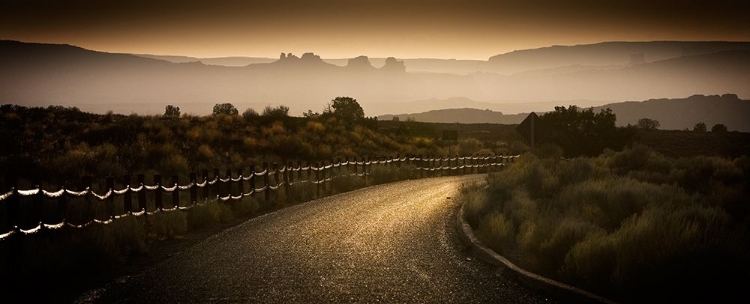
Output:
(77, 175), (554, 303)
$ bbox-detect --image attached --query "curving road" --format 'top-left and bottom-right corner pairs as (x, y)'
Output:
(77, 175), (554, 303)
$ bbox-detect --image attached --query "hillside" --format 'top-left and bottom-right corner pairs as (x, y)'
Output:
(380, 95), (750, 132)
(595, 94), (750, 131)
(2, 40), (750, 117)
(488, 41), (750, 74)
(379, 108), (526, 124)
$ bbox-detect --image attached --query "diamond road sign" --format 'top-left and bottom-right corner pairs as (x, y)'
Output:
(516, 112), (545, 149)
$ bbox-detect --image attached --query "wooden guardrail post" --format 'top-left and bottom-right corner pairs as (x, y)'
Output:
(83, 176), (93, 223)
(263, 162), (270, 202)
(171, 175), (179, 208)
(201, 169), (209, 202)
(237, 168), (244, 201)
(297, 161), (303, 182)
(33, 178), (44, 229)
(123, 175), (132, 213)
(137, 174), (146, 211)
(315, 162), (321, 198)
(225, 169), (232, 200)
(212, 169), (220, 201)
(248, 165), (255, 198)
(105, 176), (115, 219)
(189, 172), (197, 205)
(284, 162), (290, 199)
(154, 174), (163, 210)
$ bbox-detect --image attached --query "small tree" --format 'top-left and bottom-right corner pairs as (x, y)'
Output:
(693, 122), (707, 132)
(637, 118), (660, 130)
(326, 96), (364, 123)
(164, 105), (180, 119)
(212, 103), (238, 116)
(711, 123), (728, 132)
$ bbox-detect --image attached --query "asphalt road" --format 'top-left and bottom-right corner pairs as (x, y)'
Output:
(77, 175), (555, 303)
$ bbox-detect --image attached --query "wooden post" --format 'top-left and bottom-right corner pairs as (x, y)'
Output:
(225, 169), (232, 200)
(263, 162), (270, 202)
(201, 169), (209, 202)
(315, 162), (321, 198)
(419, 155), (424, 178)
(33, 178), (44, 228)
(189, 172), (197, 205)
(106, 176), (115, 219)
(58, 180), (68, 223)
(137, 174), (146, 212)
(249, 165), (255, 198)
(364, 157), (369, 185)
(123, 175), (132, 213)
(83, 176), (93, 223)
(297, 160), (302, 182)
(284, 162), (291, 198)
(212, 168), (220, 200)
(237, 168), (244, 199)
(154, 174), (163, 210)
(171, 175), (179, 208)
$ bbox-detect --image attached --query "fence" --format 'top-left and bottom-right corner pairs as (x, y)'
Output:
(0, 154), (518, 242)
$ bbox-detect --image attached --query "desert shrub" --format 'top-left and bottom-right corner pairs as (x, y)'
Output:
(465, 145), (750, 302)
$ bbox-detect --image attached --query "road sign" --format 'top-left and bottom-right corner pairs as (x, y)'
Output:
(516, 112), (545, 149)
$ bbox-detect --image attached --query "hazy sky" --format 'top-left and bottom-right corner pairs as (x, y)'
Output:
(2, 0), (748, 60)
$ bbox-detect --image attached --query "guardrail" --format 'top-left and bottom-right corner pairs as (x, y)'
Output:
(0, 154), (518, 241)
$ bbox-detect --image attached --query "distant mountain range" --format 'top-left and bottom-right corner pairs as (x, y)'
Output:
(1, 40), (749, 117)
(379, 95), (750, 132)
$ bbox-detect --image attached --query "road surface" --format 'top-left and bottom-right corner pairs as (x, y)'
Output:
(77, 175), (554, 303)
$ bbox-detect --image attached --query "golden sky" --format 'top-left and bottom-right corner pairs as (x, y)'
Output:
(2, 0), (748, 59)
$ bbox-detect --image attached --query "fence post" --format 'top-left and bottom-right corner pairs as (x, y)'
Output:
(212, 169), (220, 201)
(83, 176), (93, 223)
(137, 174), (146, 212)
(189, 172), (197, 205)
(236, 168), (243, 200)
(33, 178), (44, 229)
(106, 176), (115, 220)
(123, 175), (132, 213)
(171, 175), (179, 208)
(287, 161), (293, 184)
(201, 169), (209, 202)
(154, 174), (163, 210)
(249, 165), (255, 198)
(345, 157), (350, 175)
(224, 169), (232, 200)
(364, 157), (369, 185)
(263, 162), (270, 203)
(419, 155), (423, 178)
(297, 160), (302, 182)
(315, 162), (321, 198)
(5, 175), (20, 270)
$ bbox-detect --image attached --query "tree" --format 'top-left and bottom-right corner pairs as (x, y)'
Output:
(693, 122), (707, 132)
(325, 96), (364, 123)
(163, 105), (180, 119)
(636, 118), (660, 130)
(540, 106), (634, 157)
(212, 103), (238, 116)
(711, 123), (728, 132)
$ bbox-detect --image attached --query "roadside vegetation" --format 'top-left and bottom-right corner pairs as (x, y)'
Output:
(0, 97), (523, 302)
(462, 106), (749, 303)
